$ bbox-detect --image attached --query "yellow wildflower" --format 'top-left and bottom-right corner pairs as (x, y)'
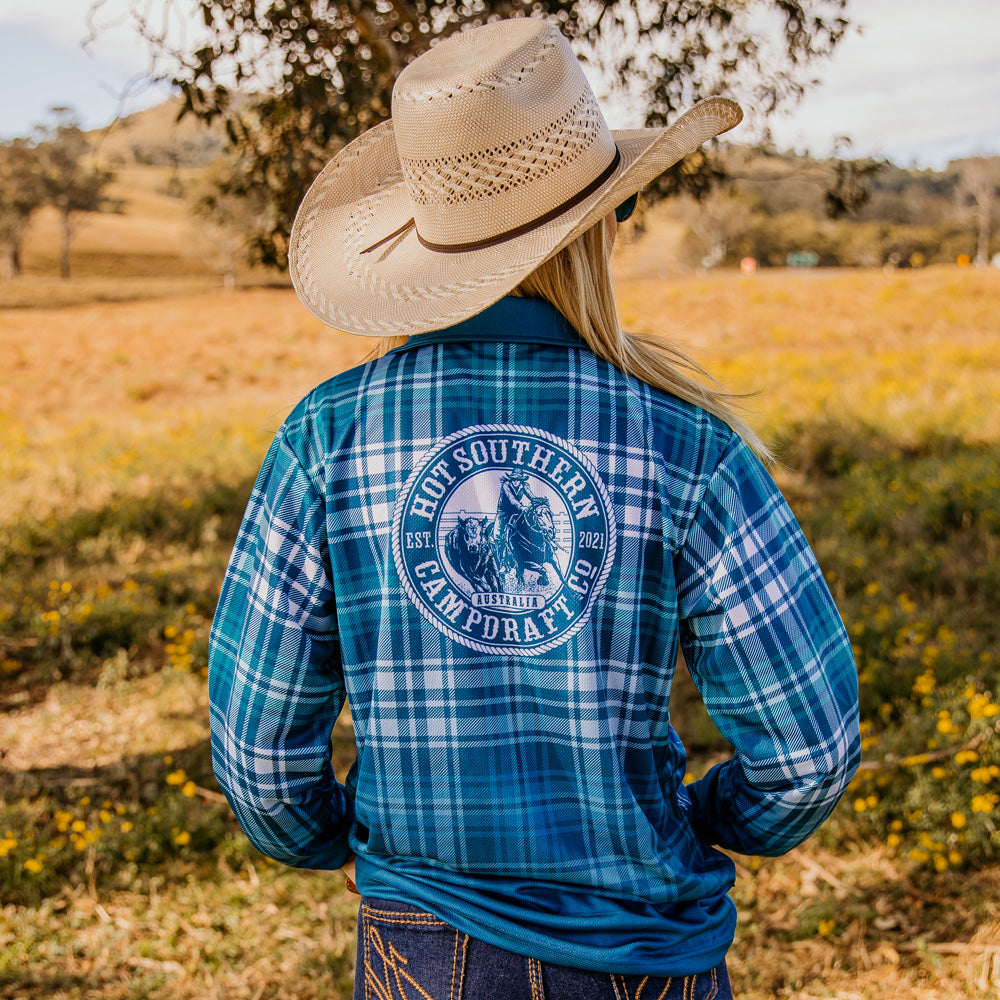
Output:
(933, 854), (948, 872)
(166, 769), (187, 785)
(23, 858), (43, 874)
(181, 781), (197, 798)
(950, 812), (967, 829)
(174, 831), (191, 846)
(886, 833), (901, 848)
(817, 919), (835, 937)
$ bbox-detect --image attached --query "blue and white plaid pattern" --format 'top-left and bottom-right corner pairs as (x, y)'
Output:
(209, 296), (860, 974)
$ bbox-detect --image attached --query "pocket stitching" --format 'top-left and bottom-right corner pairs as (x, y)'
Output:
(704, 966), (719, 1000)
(450, 931), (469, 1000)
(361, 906), (448, 928)
(528, 956), (544, 1000)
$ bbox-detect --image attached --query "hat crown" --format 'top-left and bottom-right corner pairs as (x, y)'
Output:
(391, 19), (616, 247)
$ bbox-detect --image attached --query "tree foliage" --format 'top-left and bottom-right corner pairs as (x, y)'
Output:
(97, 0), (851, 268)
(35, 108), (116, 279)
(672, 149), (1000, 270)
(0, 139), (45, 279)
(0, 109), (116, 280)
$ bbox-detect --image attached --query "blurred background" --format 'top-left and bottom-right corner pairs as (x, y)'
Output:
(1, 2), (998, 998)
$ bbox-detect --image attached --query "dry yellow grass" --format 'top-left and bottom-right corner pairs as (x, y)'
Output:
(0, 288), (368, 521)
(0, 670), (208, 772)
(616, 265), (1000, 446)
(2, 264), (998, 523)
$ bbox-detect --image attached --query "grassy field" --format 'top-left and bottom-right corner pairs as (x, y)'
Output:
(2, 254), (999, 999)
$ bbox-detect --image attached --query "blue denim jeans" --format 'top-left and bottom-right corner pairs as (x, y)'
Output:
(354, 897), (734, 1000)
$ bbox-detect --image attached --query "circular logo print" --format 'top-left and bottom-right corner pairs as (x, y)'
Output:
(392, 424), (616, 656)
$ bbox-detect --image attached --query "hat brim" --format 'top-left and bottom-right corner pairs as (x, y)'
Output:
(289, 97), (741, 338)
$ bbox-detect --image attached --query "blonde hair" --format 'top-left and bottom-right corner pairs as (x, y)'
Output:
(376, 218), (771, 463)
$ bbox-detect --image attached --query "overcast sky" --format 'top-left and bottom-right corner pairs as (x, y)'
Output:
(0, 0), (997, 168)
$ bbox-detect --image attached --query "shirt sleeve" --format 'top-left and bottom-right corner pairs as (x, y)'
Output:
(675, 433), (860, 857)
(208, 428), (352, 869)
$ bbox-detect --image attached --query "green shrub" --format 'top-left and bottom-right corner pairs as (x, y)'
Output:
(779, 423), (1000, 868)
(0, 748), (245, 907)
(848, 673), (1000, 869)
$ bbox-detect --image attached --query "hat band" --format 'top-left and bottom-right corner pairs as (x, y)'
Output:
(361, 147), (622, 256)
(419, 146), (622, 254)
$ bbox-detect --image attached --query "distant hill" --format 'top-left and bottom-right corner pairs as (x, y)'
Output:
(14, 99), (992, 281)
(89, 98), (225, 169)
(664, 147), (999, 269)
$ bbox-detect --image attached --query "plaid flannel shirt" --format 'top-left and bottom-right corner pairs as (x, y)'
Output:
(209, 296), (860, 975)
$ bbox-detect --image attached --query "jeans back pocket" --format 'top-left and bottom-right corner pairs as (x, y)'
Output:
(358, 898), (469, 1000)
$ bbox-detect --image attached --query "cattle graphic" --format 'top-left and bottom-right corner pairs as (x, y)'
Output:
(444, 512), (502, 593)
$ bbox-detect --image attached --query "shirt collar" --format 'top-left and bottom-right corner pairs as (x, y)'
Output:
(393, 297), (582, 351)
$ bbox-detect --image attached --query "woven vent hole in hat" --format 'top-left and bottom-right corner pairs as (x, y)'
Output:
(401, 91), (601, 208)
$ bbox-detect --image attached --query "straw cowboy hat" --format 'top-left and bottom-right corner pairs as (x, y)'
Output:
(288, 17), (742, 338)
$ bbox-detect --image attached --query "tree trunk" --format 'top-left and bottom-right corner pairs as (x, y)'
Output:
(222, 242), (235, 290)
(60, 209), (73, 279)
(975, 191), (992, 269)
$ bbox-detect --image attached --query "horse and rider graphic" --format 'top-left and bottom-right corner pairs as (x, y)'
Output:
(445, 470), (565, 595)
